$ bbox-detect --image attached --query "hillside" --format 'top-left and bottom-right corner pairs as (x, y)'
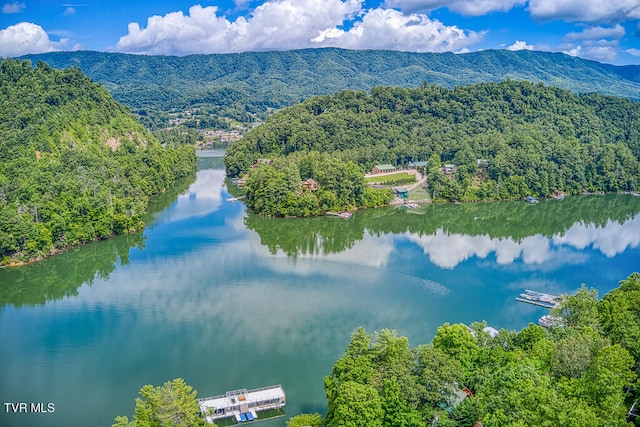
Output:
(22, 48), (640, 129)
(225, 80), (640, 208)
(0, 59), (196, 265)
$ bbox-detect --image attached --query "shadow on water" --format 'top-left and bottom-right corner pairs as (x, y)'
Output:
(0, 172), (196, 309)
(245, 194), (640, 257)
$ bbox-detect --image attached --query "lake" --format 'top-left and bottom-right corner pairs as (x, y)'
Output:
(1, 150), (639, 427)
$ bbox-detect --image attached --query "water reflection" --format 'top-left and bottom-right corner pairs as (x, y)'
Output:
(246, 195), (640, 269)
(149, 169), (226, 224)
(0, 172), (194, 309)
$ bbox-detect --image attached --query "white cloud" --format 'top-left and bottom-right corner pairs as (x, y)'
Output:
(627, 48), (640, 57)
(529, 0), (640, 23)
(385, 0), (526, 16)
(561, 39), (619, 63)
(507, 40), (535, 50)
(404, 212), (640, 269)
(63, 6), (75, 16)
(2, 1), (25, 14)
(0, 22), (67, 57)
(564, 24), (625, 41)
(313, 8), (484, 52)
(116, 1), (482, 55)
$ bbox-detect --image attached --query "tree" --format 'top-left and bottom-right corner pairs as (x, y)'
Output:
(552, 284), (599, 329)
(113, 378), (205, 427)
(431, 323), (479, 370)
(598, 272), (640, 372)
(326, 381), (383, 427)
(286, 413), (324, 427)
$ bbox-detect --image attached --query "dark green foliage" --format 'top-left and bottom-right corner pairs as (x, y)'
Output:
(325, 274), (640, 427)
(0, 59), (196, 265)
(22, 49), (640, 130)
(226, 80), (640, 202)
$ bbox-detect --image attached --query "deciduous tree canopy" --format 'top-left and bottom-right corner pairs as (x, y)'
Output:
(320, 273), (640, 426)
(226, 80), (640, 205)
(0, 59), (196, 265)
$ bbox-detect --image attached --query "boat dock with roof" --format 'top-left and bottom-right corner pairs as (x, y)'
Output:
(199, 385), (286, 424)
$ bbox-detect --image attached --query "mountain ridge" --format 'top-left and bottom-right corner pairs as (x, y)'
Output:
(22, 48), (640, 129)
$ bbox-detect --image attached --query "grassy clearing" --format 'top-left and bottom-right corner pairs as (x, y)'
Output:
(365, 172), (416, 185)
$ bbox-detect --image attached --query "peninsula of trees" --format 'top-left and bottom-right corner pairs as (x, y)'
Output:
(225, 80), (640, 212)
(0, 59), (196, 265)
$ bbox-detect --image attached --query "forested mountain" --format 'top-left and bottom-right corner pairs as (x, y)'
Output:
(226, 80), (640, 207)
(22, 48), (640, 129)
(0, 59), (195, 265)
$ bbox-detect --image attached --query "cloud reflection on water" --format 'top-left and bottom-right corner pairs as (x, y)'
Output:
(406, 214), (640, 269)
(151, 169), (226, 224)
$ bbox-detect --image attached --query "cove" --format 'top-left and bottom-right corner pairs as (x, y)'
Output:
(1, 150), (639, 427)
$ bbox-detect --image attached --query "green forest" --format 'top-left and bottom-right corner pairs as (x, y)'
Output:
(0, 59), (196, 265)
(225, 80), (640, 207)
(23, 48), (640, 130)
(313, 273), (640, 426)
(114, 273), (640, 427)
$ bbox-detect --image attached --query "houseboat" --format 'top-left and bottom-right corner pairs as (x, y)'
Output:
(199, 385), (286, 424)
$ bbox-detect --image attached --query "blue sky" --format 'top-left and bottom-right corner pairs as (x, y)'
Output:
(1, 0), (639, 64)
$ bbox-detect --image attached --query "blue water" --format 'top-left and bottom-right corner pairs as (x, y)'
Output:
(1, 151), (639, 427)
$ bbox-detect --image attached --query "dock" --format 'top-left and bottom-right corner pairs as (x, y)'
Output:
(538, 314), (566, 328)
(516, 289), (560, 309)
(199, 385), (286, 424)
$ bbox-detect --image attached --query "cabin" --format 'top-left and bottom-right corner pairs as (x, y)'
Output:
(252, 158), (273, 168)
(199, 385), (286, 424)
(441, 164), (457, 175)
(408, 161), (427, 170)
(302, 178), (318, 192)
(372, 164), (396, 174)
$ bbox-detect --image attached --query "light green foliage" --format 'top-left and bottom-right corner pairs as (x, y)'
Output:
(0, 59), (196, 264)
(432, 322), (479, 371)
(286, 413), (324, 427)
(326, 381), (383, 427)
(113, 378), (205, 427)
(552, 284), (600, 329)
(598, 272), (640, 372)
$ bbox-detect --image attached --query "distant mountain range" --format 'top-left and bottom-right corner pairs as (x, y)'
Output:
(22, 48), (640, 127)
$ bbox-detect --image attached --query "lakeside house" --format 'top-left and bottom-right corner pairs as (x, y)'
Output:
(442, 164), (457, 175)
(408, 161), (428, 169)
(302, 178), (318, 192)
(372, 164), (397, 174)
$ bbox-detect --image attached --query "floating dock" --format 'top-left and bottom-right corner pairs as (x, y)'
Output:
(199, 385), (286, 424)
(515, 289), (560, 309)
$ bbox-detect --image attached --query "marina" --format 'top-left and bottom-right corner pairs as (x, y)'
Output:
(198, 385), (286, 425)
